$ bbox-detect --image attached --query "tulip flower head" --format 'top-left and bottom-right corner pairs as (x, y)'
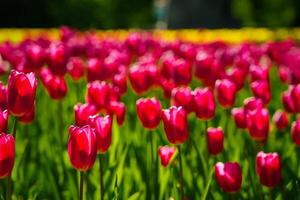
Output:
(171, 87), (193, 113)
(74, 103), (98, 127)
(272, 110), (289, 130)
(207, 127), (224, 155)
(231, 107), (246, 129)
(158, 146), (176, 167)
(192, 87), (215, 120)
(0, 133), (15, 178)
(215, 79), (237, 108)
(291, 120), (300, 146)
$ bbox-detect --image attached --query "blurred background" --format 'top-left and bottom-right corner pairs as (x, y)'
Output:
(0, 0), (300, 29)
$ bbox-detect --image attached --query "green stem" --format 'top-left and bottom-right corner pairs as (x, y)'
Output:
(177, 145), (185, 199)
(150, 132), (154, 164)
(79, 171), (84, 200)
(99, 155), (104, 200)
(6, 118), (18, 200)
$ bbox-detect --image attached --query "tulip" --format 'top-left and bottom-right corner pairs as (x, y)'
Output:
(67, 57), (85, 81)
(291, 84), (300, 112)
(47, 42), (67, 76)
(171, 87), (193, 113)
(272, 110), (289, 130)
(243, 97), (263, 113)
(246, 108), (269, 142)
(226, 67), (246, 90)
(74, 103), (98, 127)
(207, 127), (224, 155)
(291, 120), (300, 146)
(0, 133), (15, 179)
(0, 82), (7, 111)
(192, 87), (215, 120)
(108, 101), (125, 126)
(68, 125), (97, 171)
(112, 73), (127, 96)
(231, 107), (246, 129)
(171, 58), (192, 86)
(249, 64), (269, 82)
(40, 68), (68, 100)
(18, 105), (35, 124)
(215, 79), (237, 108)
(0, 110), (8, 132)
(282, 87), (296, 113)
(162, 106), (189, 145)
(250, 80), (271, 104)
(158, 146), (176, 167)
(136, 98), (161, 130)
(88, 115), (112, 153)
(256, 151), (281, 187)
(215, 162), (242, 193)
(87, 58), (105, 82)
(7, 70), (37, 116)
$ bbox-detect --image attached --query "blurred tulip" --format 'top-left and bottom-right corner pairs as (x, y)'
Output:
(272, 110), (289, 130)
(215, 162), (242, 193)
(215, 79), (237, 108)
(256, 151), (281, 187)
(231, 107), (246, 129)
(291, 120), (300, 146)
(112, 72), (127, 96)
(282, 86), (296, 113)
(88, 115), (112, 153)
(192, 87), (215, 120)
(67, 57), (85, 81)
(108, 101), (125, 126)
(249, 64), (269, 82)
(18, 104), (35, 124)
(0, 82), (7, 111)
(243, 97), (263, 113)
(8, 70), (37, 116)
(162, 106), (189, 145)
(158, 146), (176, 167)
(207, 127), (224, 155)
(68, 125), (97, 171)
(47, 42), (67, 76)
(250, 80), (271, 104)
(171, 87), (193, 113)
(136, 98), (161, 130)
(40, 68), (68, 100)
(246, 108), (269, 142)
(87, 58), (105, 82)
(74, 103), (98, 127)
(0, 133), (15, 179)
(291, 84), (300, 112)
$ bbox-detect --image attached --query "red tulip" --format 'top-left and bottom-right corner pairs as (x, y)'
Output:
(243, 97), (263, 113)
(8, 70), (37, 116)
(87, 58), (105, 82)
(40, 68), (68, 100)
(88, 115), (112, 153)
(67, 57), (85, 81)
(18, 104), (35, 124)
(272, 110), (289, 130)
(291, 120), (300, 146)
(192, 87), (215, 120)
(171, 87), (193, 113)
(162, 106), (189, 144)
(112, 73), (127, 96)
(47, 42), (67, 76)
(136, 98), (161, 130)
(0, 133), (15, 178)
(0, 82), (7, 110)
(171, 58), (192, 86)
(249, 64), (269, 82)
(68, 125), (97, 171)
(256, 151), (281, 187)
(0, 110), (8, 132)
(246, 108), (269, 142)
(226, 67), (246, 90)
(207, 127), (224, 155)
(108, 101), (125, 126)
(215, 79), (237, 108)
(231, 107), (246, 129)
(250, 80), (271, 104)
(282, 86), (296, 113)
(215, 162), (242, 193)
(291, 83), (300, 112)
(158, 146), (176, 167)
(74, 103), (98, 127)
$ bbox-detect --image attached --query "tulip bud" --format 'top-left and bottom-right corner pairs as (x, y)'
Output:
(74, 103), (98, 127)
(171, 87), (193, 113)
(0, 133), (15, 179)
(86, 81), (114, 110)
(207, 127), (224, 155)
(8, 70), (37, 116)
(215, 79), (237, 108)
(136, 98), (161, 130)
(40, 68), (68, 100)
(158, 146), (176, 167)
(231, 107), (246, 129)
(108, 101), (126, 126)
(192, 87), (215, 120)
(246, 108), (269, 142)
(67, 57), (85, 81)
(256, 151), (281, 187)
(162, 106), (189, 144)
(0, 82), (7, 111)
(291, 120), (300, 146)
(215, 162), (242, 193)
(272, 110), (289, 130)
(68, 125), (97, 171)
(88, 115), (112, 153)
(250, 80), (271, 104)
